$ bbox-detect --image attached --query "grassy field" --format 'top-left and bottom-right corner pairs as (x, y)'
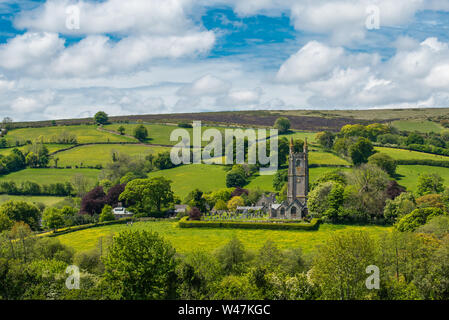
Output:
(54, 220), (392, 254)
(105, 123), (234, 146)
(56, 144), (170, 167)
(5, 125), (135, 144)
(0, 194), (66, 206)
(278, 131), (317, 143)
(147, 164), (228, 199)
(308, 150), (350, 166)
(396, 165), (449, 191)
(375, 147), (449, 161)
(246, 167), (351, 191)
(391, 120), (444, 133)
(0, 144), (73, 156)
(0, 168), (100, 184)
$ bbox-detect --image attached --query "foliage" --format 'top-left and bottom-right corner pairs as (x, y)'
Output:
(119, 177), (174, 214)
(80, 186), (106, 215)
(274, 117), (291, 134)
(42, 207), (65, 231)
(368, 153), (397, 176)
(99, 205), (115, 223)
(0, 200), (41, 230)
(273, 170), (287, 191)
(227, 196), (244, 211)
(417, 216), (449, 239)
(417, 173), (444, 196)
(383, 192), (416, 223)
(226, 170), (247, 188)
(94, 111), (109, 125)
(188, 207), (201, 221)
(308, 181), (344, 221)
(310, 231), (376, 300)
(178, 216), (321, 231)
(316, 131), (335, 149)
(349, 137), (375, 165)
(133, 125), (148, 141)
(396, 207), (446, 232)
(103, 230), (177, 299)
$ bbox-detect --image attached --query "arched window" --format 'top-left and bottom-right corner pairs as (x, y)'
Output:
(272, 209), (277, 218)
(291, 206), (297, 216)
(280, 208), (285, 216)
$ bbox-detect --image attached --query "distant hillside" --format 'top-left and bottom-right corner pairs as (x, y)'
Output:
(8, 108), (449, 132)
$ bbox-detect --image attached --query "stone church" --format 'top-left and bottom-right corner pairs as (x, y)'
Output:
(256, 137), (309, 219)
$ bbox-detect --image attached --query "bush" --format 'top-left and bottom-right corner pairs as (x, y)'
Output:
(368, 153), (397, 176)
(274, 117), (291, 134)
(99, 205), (115, 222)
(178, 216), (321, 230)
(396, 207), (446, 232)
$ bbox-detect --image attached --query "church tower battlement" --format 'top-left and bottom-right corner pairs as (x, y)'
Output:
(287, 137), (309, 204)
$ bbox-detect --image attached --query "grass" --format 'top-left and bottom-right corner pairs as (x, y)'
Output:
(0, 195), (66, 206)
(277, 131), (317, 143)
(375, 147), (449, 161)
(391, 120), (444, 133)
(5, 125), (135, 144)
(55, 144), (170, 167)
(105, 123), (232, 146)
(54, 220), (392, 254)
(147, 164), (228, 199)
(0, 144), (73, 156)
(308, 150), (350, 166)
(396, 165), (449, 191)
(0, 168), (100, 184)
(246, 167), (351, 191)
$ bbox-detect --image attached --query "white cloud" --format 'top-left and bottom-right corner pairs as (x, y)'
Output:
(276, 41), (344, 82)
(14, 0), (196, 36)
(276, 38), (449, 108)
(177, 74), (230, 96)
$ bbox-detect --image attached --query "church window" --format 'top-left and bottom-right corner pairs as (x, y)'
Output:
(280, 208), (285, 216)
(291, 206), (297, 216)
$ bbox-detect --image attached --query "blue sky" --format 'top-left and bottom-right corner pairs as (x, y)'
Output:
(1, 0), (449, 121)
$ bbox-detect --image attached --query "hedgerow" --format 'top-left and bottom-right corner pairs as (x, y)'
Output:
(178, 216), (321, 230)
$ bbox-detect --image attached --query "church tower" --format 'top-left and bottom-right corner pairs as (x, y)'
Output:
(287, 137), (309, 204)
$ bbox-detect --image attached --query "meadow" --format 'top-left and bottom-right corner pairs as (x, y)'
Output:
(391, 120), (444, 133)
(375, 147), (449, 161)
(54, 219), (393, 254)
(0, 168), (101, 184)
(0, 144), (72, 156)
(0, 194), (65, 206)
(5, 125), (135, 144)
(396, 165), (449, 191)
(55, 144), (170, 167)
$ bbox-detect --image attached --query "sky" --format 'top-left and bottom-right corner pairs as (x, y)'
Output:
(1, 0), (449, 121)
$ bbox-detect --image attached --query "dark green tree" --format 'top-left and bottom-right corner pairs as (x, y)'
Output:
(94, 111), (109, 125)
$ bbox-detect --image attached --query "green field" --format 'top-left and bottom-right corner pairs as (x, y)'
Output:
(246, 167), (351, 191)
(277, 131), (317, 143)
(105, 123), (233, 146)
(308, 150), (350, 165)
(56, 144), (170, 167)
(0, 168), (100, 184)
(391, 120), (444, 133)
(0, 194), (66, 206)
(375, 147), (449, 161)
(396, 165), (449, 191)
(148, 164), (228, 199)
(5, 125), (135, 144)
(54, 220), (392, 254)
(0, 144), (73, 156)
